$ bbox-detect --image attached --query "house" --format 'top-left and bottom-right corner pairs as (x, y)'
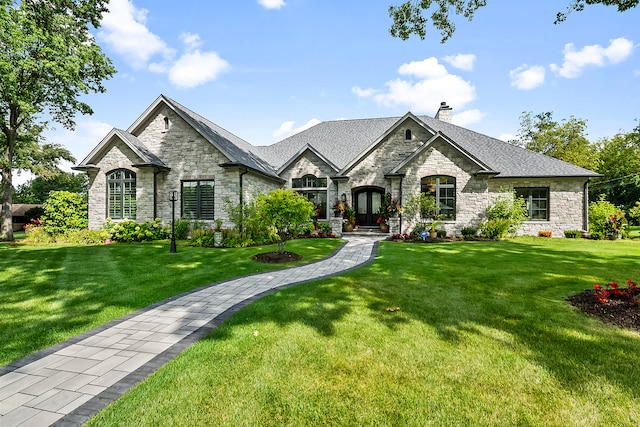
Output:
(74, 95), (600, 236)
(11, 204), (42, 232)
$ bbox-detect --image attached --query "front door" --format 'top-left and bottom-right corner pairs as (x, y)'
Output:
(355, 189), (384, 226)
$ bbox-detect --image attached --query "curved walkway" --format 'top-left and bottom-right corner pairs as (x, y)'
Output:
(0, 235), (385, 427)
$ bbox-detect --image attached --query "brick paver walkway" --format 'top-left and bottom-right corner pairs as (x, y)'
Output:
(0, 235), (384, 427)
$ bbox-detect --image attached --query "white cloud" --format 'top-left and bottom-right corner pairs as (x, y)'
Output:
(99, 0), (230, 89)
(442, 54), (476, 71)
(509, 64), (546, 90)
(180, 32), (202, 51)
(273, 118), (320, 139)
(351, 86), (378, 97)
(168, 51), (230, 89)
(452, 109), (485, 127)
(354, 58), (476, 114)
(259, 0), (286, 9)
(98, 0), (175, 69)
(550, 37), (634, 78)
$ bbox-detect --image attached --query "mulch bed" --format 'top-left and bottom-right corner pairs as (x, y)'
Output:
(252, 251), (303, 264)
(567, 290), (640, 332)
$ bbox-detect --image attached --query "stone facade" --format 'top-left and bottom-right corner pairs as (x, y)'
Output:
(398, 138), (489, 235)
(81, 97), (592, 237)
(488, 177), (586, 237)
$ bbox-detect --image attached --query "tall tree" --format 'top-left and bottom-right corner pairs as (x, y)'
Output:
(14, 172), (88, 204)
(0, 0), (115, 241)
(591, 123), (640, 208)
(513, 111), (599, 170)
(389, 0), (639, 42)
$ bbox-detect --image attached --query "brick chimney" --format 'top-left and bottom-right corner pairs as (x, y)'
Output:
(435, 101), (452, 123)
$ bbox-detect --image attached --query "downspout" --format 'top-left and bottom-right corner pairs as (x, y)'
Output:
(239, 167), (248, 232)
(584, 179), (590, 232)
(153, 170), (158, 219)
(399, 176), (403, 234)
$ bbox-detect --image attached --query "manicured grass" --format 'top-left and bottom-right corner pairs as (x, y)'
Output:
(628, 225), (640, 238)
(0, 238), (342, 366)
(86, 237), (640, 427)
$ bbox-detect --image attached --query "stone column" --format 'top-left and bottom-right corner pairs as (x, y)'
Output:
(389, 217), (400, 235)
(330, 217), (343, 238)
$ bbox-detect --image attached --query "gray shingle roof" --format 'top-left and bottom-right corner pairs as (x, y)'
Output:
(75, 128), (168, 170)
(162, 96), (280, 179)
(115, 130), (169, 169)
(418, 116), (600, 178)
(256, 114), (600, 178)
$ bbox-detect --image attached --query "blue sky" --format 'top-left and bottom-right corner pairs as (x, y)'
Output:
(22, 0), (640, 183)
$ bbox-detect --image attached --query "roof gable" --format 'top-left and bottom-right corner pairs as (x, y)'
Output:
(390, 131), (495, 175)
(75, 129), (168, 170)
(133, 95), (279, 179)
(277, 144), (340, 175)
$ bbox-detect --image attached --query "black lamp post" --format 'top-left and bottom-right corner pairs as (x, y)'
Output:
(169, 189), (178, 253)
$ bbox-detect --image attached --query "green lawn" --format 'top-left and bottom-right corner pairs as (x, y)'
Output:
(0, 238), (341, 366)
(81, 237), (640, 427)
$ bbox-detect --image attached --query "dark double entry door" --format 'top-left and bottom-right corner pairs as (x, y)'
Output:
(354, 188), (384, 227)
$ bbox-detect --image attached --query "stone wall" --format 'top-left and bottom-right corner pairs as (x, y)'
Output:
(346, 118), (432, 204)
(86, 140), (149, 229)
(488, 177), (587, 237)
(398, 138), (488, 235)
(86, 106), (280, 229)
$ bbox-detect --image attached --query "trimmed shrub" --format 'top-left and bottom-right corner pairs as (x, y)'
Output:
(538, 230), (552, 238)
(103, 218), (169, 242)
(460, 227), (478, 239)
(480, 191), (528, 239)
(172, 219), (193, 240)
(564, 229), (582, 238)
(41, 191), (88, 235)
(589, 195), (618, 237)
(23, 226), (54, 244)
(480, 218), (512, 240)
(437, 229), (447, 238)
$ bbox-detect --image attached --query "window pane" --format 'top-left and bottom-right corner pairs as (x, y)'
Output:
(421, 175), (456, 220)
(199, 181), (215, 220)
(182, 181), (198, 219)
(292, 178), (302, 188)
(357, 192), (367, 215)
(300, 191), (327, 219)
(303, 175), (317, 187)
(107, 169), (136, 219)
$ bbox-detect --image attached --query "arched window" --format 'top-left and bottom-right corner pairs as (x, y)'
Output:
(405, 129), (412, 140)
(421, 175), (455, 220)
(163, 117), (170, 130)
(107, 169), (136, 219)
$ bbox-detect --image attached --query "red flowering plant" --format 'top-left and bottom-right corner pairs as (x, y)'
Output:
(604, 211), (625, 237)
(377, 193), (401, 225)
(342, 202), (357, 226)
(593, 280), (640, 306)
(23, 218), (42, 232)
(332, 199), (345, 216)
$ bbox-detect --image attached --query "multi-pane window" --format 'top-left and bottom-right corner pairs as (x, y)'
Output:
(292, 174), (327, 189)
(182, 180), (215, 220)
(421, 175), (456, 220)
(292, 174), (328, 219)
(515, 187), (549, 220)
(107, 169), (136, 219)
